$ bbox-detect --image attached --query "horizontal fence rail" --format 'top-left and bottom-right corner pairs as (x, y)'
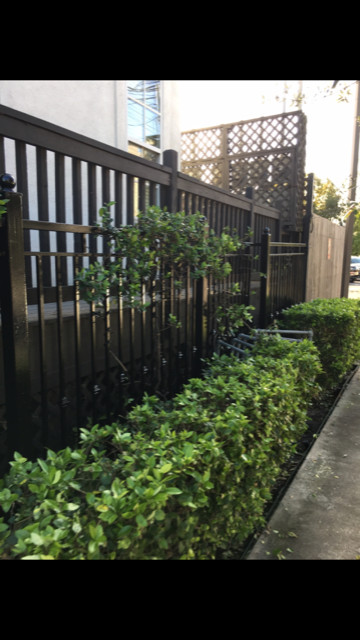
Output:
(0, 105), (285, 303)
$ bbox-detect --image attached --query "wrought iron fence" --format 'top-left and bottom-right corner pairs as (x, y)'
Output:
(259, 227), (307, 328)
(0, 190), (256, 472)
(0, 105), (310, 473)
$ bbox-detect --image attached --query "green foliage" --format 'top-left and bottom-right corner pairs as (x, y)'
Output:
(0, 337), (321, 560)
(351, 209), (360, 255)
(0, 198), (9, 219)
(76, 202), (253, 390)
(215, 292), (255, 339)
(76, 204), (244, 309)
(278, 298), (360, 389)
(313, 177), (346, 222)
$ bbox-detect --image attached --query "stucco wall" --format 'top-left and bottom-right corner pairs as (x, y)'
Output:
(0, 80), (181, 159)
(306, 214), (346, 301)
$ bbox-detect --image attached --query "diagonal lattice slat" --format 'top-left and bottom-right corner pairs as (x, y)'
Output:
(181, 111), (307, 232)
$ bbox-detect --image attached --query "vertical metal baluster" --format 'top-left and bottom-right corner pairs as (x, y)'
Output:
(73, 158), (83, 270)
(160, 259), (167, 393)
(102, 178), (112, 419)
(211, 271), (216, 351)
(36, 255), (48, 449)
(88, 163), (97, 258)
(149, 181), (157, 208)
(114, 171), (123, 227)
(140, 280), (146, 393)
(175, 267), (182, 390)
(55, 153), (68, 284)
(16, 140), (32, 288)
(150, 274), (157, 388)
(128, 296), (135, 398)
(139, 177), (146, 215)
(36, 148), (51, 287)
(90, 291), (98, 424)
(166, 266), (173, 395)
(127, 175), (135, 225)
(88, 166), (99, 420)
(103, 283), (111, 421)
(73, 255), (82, 435)
(184, 192), (190, 216)
(0, 136), (5, 173)
(186, 266), (192, 377)
(102, 167), (110, 257)
(56, 255), (67, 447)
(117, 276), (125, 412)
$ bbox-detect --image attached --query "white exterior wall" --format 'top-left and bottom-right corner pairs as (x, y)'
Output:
(0, 81), (181, 286)
(0, 80), (181, 160)
(162, 81), (181, 156)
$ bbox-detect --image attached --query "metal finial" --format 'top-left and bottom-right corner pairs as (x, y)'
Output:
(0, 173), (16, 192)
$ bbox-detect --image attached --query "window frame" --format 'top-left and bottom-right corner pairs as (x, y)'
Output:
(127, 81), (161, 160)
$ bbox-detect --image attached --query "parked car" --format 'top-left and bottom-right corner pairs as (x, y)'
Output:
(350, 256), (360, 282)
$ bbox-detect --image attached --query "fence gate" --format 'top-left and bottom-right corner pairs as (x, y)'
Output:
(259, 227), (307, 328)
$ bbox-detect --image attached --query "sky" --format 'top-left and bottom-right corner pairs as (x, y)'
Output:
(177, 80), (358, 193)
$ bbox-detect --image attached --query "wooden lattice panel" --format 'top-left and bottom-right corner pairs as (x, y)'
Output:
(181, 127), (223, 162)
(229, 151), (294, 210)
(181, 160), (224, 187)
(181, 111), (307, 231)
(228, 113), (302, 154)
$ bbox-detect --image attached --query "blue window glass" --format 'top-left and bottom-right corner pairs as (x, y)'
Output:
(128, 99), (144, 141)
(127, 80), (161, 153)
(128, 80), (144, 100)
(145, 81), (160, 111)
(145, 111), (160, 147)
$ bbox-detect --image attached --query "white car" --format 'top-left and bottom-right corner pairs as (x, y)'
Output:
(350, 256), (360, 282)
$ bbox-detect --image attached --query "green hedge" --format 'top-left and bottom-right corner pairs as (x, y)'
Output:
(0, 337), (321, 560)
(278, 298), (360, 390)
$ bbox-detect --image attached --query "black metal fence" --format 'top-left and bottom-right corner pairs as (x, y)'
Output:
(0, 189), (257, 471)
(258, 227), (308, 328)
(0, 105), (310, 473)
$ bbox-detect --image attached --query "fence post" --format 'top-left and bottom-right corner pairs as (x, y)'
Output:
(163, 149), (178, 213)
(193, 276), (207, 378)
(259, 227), (271, 329)
(303, 173), (314, 301)
(0, 176), (35, 465)
(245, 186), (254, 232)
(221, 126), (229, 191)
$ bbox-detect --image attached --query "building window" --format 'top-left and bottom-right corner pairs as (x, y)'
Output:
(127, 81), (161, 161)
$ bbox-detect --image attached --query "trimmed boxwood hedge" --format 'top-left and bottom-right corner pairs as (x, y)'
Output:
(0, 336), (321, 560)
(278, 297), (360, 390)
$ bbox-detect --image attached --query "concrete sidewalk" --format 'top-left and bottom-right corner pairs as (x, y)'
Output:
(247, 366), (360, 560)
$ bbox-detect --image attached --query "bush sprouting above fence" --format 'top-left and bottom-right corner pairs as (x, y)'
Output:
(76, 203), (246, 307)
(0, 336), (321, 560)
(76, 203), (252, 392)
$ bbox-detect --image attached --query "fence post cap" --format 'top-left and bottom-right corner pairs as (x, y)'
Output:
(0, 173), (16, 192)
